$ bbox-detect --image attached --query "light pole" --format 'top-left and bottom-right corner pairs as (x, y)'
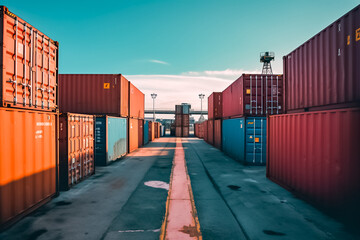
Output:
(151, 93), (157, 122)
(199, 93), (205, 120)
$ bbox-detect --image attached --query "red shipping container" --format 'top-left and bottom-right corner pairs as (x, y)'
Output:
(207, 120), (214, 145)
(148, 121), (155, 141)
(0, 108), (57, 229)
(203, 121), (208, 142)
(175, 127), (182, 137)
(182, 126), (189, 137)
(222, 74), (283, 118)
(0, 6), (58, 111)
(175, 105), (182, 115)
(208, 92), (222, 119)
(267, 108), (360, 216)
(182, 114), (190, 126)
(284, 5), (360, 112)
(158, 123), (161, 138)
(175, 114), (182, 127)
(59, 113), (94, 190)
(214, 119), (222, 149)
(138, 119), (144, 147)
(129, 118), (139, 153)
(194, 123), (199, 137)
(59, 74), (129, 117)
(129, 82), (145, 119)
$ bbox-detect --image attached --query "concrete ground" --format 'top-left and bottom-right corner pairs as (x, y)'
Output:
(1, 137), (358, 240)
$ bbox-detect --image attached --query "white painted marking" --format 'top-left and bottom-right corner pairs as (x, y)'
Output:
(144, 181), (169, 190)
(243, 178), (258, 183)
(118, 229), (160, 233)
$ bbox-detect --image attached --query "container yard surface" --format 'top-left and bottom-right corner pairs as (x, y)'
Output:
(1, 137), (357, 239)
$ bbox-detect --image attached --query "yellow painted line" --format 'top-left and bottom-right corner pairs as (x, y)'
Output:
(160, 138), (202, 240)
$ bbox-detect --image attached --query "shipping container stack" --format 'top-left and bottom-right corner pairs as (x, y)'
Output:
(128, 82), (145, 153)
(0, 6), (59, 229)
(267, 5), (360, 221)
(174, 104), (190, 137)
(221, 74), (283, 165)
(207, 92), (223, 149)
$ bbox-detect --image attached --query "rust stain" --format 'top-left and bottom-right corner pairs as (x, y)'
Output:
(179, 225), (202, 237)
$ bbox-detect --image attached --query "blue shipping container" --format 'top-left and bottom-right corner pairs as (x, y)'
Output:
(95, 116), (127, 166)
(144, 120), (149, 145)
(222, 117), (266, 165)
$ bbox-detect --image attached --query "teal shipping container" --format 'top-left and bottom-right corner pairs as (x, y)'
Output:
(144, 120), (149, 145)
(222, 117), (266, 165)
(95, 116), (127, 166)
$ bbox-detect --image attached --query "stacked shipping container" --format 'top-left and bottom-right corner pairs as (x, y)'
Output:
(267, 5), (360, 219)
(207, 93), (222, 148)
(0, 6), (59, 229)
(174, 104), (190, 137)
(128, 83), (145, 153)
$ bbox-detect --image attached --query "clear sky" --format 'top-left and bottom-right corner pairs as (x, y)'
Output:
(4, 0), (359, 119)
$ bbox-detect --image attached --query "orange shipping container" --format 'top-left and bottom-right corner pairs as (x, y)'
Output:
(0, 108), (58, 229)
(0, 6), (58, 111)
(129, 82), (145, 119)
(59, 113), (94, 191)
(148, 121), (155, 141)
(154, 122), (159, 138)
(59, 74), (129, 117)
(129, 118), (139, 153)
(138, 119), (144, 147)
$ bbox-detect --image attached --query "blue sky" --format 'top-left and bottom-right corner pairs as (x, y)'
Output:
(4, 0), (359, 117)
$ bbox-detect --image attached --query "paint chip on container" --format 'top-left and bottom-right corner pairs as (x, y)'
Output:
(144, 181), (169, 190)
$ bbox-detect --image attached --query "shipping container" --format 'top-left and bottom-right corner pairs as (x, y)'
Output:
(175, 105), (182, 115)
(0, 108), (57, 229)
(182, 104), (191, 114)
(160, 125), (165, 137)
(222, 117), (266, 165)
(214, 119), (222, 149)
(175, 114), (182, 127)
(129, 118), (140, 153)
(149, 121), (155, 141)
(0, 6), (58, 111)
(129, 82), (145, 119)
(138, 119), (144, 147)
(203, 121), (208, 142)
(170, 123), (175, 136)
(267, 108), (360, 216)
(94, 116), (127, 166)
(59, 74), (129, 117)
(284, 5), (360, 112)
(222, 74), (283, 118)
(59, 113), (94, 190)
(182, 126), (189, 137)
(175, 127), (182, 137)
(182, 114), (190, 126)
(144, 120), (149, 145)
(154, 122), (159, 138)
(158, 123), (161, 138)
(207, 120), (214, 145)
(208, 92), (222, 119)
(194, 123), (199, 137)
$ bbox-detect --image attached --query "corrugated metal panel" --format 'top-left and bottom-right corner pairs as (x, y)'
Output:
(149, 121), (155, 141)
(214, 119), (222, 149)
(129, 118), (139, 153)
(143, 120), (149, 145)
(59, 74), (129, 117)
(284, 5), (360, 112)
(222, 74), (283, 118)
(182, 114), (190, 126)
(138, 119), (144, 147)
(0, 7), (58, 111)
(175, 105), (182, 115)
(129, 82), (145, 119)
(0, 108), (57, 228)
(182, 105), (190, 114)
(59, 113), (94, 190)
(175, 127), (182, 137)
(203, 121), (208, 142)
(175, 115), (182, 127)
(94, 116), (127, 165)
(207, 120), (214, 145)
(208, 92), (222, 119)
(267, 108), (360, 212)
(222, 117), (266, 165)
(182, 126), (189, 137)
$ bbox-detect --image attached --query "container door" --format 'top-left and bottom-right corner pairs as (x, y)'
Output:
(94, 117), (106, 166)
(245, 117), (266, 164)
(108, 117), (127, 161)
(144, 121), (149, 144)
(222, 118), (245, 162)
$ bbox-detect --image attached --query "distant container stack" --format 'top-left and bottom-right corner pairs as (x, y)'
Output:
(0, 6), (59, 229)
(174, 104), (190, 137)
(267, 5), (360, 219)
(207, 93), (222, 148)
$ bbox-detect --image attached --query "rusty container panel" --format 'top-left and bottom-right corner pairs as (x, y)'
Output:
(207, 120), (214, 145)
(267, 108), (360, 216)
(148, 121), (155, 141)
(0, 6), (58, 111)
(175, 114), (182, 127)
(129, 82), (145, 119)
(138, 119), (144, 147)
(94, 116), (127, 166)
(129, 118), (139, 153)
(0, 108), (57, 229)
(194, 123), (199, 137)
(59, 74), (129, 117)
(182, 114), (190, 126)
(175, 127), (182, 137)
(208, 92), (223, 119)
(59, 113), (94, 191)
(214, 119), (222, 149)
(175, 105), (182, 115)
(203, 121), (208, 142)
(284, 5), (360, 112)
(182, 126), (189, 137)
(222, 74), (283, 118)
(154, 122), (159, 138)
